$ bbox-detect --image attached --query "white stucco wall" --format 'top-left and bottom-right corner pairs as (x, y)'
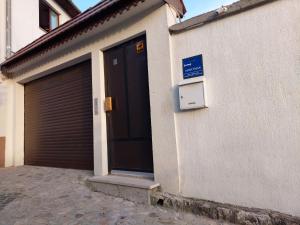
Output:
(0, 0), (5, 62)
(0, 81), (7, 138)
(0, 0), (6, 138)
(11, 0), (71, 53)
(172, 0), (300, 216)
(5, 2), (181, 194)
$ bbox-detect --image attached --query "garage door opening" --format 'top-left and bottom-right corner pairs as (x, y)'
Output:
(24, 60), (94, 170)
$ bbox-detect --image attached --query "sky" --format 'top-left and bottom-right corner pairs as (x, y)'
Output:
(72, 0), (238, 20)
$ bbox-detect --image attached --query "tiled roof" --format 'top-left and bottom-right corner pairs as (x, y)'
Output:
(1, 0), (186, 74)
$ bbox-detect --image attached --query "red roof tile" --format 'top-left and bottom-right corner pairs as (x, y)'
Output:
(1, 0), (186, 74)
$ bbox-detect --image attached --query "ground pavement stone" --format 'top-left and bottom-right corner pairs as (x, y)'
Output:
(0, 166), (236, 225)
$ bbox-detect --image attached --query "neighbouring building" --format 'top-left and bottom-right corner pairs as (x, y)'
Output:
(1, 0), (300, 224)
(0, 0), (80, 167)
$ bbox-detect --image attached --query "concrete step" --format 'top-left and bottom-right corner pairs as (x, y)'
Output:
(86, 175), (160, 204)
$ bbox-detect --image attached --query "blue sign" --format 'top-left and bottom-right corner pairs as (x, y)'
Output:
(182, 55), (204, 79)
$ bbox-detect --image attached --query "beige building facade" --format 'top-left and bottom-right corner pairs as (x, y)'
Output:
(10, 0), (73, 53)
(1, 0), (300, 222)
(0, 0), (79, 166)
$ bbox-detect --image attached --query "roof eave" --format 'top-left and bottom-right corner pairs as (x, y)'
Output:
(164, 0), (187, 17)
(1, 0), (166, 75)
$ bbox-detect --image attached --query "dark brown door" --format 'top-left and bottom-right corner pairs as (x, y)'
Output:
(104, 35), (153, 173)
(24, 60), (94, 170)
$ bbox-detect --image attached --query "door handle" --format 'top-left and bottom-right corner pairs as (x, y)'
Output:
(104, 97), (113, 112)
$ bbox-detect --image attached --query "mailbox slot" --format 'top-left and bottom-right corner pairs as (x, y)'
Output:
(178, 77), (206, 110)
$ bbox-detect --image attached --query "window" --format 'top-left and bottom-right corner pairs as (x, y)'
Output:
(39, 0), (59, 31)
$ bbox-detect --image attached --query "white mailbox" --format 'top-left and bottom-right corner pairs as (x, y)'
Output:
(178, 77), (206, 110)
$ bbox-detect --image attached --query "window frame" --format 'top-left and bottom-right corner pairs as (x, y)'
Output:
(39, 0), (60, 32)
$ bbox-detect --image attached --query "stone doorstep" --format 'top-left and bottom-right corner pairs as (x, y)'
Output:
(86, 175), (160, 205)
(150, 192), (300, 225)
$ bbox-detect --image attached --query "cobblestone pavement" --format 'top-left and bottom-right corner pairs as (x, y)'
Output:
(0, 166), (235, 225)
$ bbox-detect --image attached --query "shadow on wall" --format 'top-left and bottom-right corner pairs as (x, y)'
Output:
(173, 85), (181, 113)
(0, 84), (7, 166)
(0, 83), (7, 106)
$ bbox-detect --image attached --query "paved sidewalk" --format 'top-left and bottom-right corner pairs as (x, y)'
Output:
(0, 166), (234, 225)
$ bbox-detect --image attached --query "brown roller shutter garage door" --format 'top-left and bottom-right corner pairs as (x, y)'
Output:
(24, 60), (94, 170)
